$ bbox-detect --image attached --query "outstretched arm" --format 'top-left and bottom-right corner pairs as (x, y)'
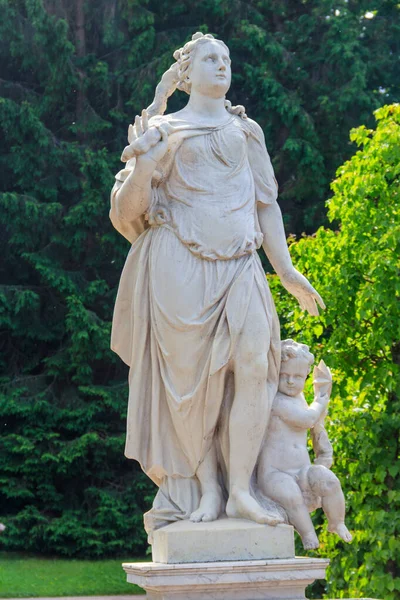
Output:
(258, 204), (325, 316)
(245, 117), (325, 316)
(258, 202), (294, 276)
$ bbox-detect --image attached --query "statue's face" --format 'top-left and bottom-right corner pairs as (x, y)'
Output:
(189, 40), (231, 98)
(278, 358), (309, 397)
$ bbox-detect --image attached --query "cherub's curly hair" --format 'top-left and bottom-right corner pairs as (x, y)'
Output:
(146, 32), (246, 119)
(281, 339), (314, 372)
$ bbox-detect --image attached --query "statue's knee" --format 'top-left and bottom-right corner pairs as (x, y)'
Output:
(239, 349), (269, 380)
(271, 481), (304, 510)
(284, 487), (304, 510)
(308, 465), (340, 497)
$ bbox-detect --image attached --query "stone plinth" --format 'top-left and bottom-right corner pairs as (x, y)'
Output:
(123, 557), (330, 600)
(152, 518), (295, 563)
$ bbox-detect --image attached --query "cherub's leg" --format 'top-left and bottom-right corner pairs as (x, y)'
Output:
(262, 471), (319, 549)
(190, 443), (223, 523)
(308, 465), (352, 543)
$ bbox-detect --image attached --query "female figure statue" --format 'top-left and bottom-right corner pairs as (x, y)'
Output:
(110, 32), (324, 538)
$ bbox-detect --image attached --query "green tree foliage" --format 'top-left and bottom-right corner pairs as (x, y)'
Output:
(0, 0), (156, 557)
(0, 0), (399, 565)
(269, 104), (400, 599)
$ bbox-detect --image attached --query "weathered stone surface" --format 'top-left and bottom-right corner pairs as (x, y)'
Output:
(123, 557), (330, 599)
(152, 518), (295, 564)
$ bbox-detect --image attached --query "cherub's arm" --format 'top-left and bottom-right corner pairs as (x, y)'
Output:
(311, 417), (333, 468)
(274, 394), (330, 429)
(310, 359), (333, 467)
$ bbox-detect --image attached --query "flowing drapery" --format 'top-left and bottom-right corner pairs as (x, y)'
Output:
(110, 114), (282, 535)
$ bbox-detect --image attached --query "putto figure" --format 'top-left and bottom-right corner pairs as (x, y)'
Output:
(258, 340), (352, 549)
(110, 32), (325, 539)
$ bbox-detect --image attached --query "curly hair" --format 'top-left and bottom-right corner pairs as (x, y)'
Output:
(281, 339), (315, 371)
(146, 32), (246, 118)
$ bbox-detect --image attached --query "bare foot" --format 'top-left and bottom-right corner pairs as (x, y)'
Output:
(190, 488), (223, 523)
(302, 531), (320, 549)
(329, 522), (352, 543)
(226, 487), (283, 526)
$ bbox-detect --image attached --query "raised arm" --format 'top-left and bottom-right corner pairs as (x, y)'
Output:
(274, 394), (330, 429)
(112, 110), (169, 223)
(114, 158), (155, 223)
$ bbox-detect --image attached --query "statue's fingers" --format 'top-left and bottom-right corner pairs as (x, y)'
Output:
(297, 296), (307, 311)
(121, 145), (132, 162)
(157, 123), (169, 143)
(309, 298), (320, 317)
(303, 295), (319, 316)
(135, 115), (143, 137)
(141, 109), (149, 132)
(128, 123), (136, 144)
(313, 291), (326, 311)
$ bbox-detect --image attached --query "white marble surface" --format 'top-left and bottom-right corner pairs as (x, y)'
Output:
(258, 341), (352, 550)
(123, 557), (330, 599)
(152, 518), (294, 563)
(111, 31), (325, 537)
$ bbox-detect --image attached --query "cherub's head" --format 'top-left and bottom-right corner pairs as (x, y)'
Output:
(279, 339), (314, 397)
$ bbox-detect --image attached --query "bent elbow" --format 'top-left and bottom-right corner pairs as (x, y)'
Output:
(304, 411), (322, 429)
(113, 189), (132, 222)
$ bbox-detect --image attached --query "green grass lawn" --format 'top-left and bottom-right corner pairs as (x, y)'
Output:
(0, 553), (146, 597)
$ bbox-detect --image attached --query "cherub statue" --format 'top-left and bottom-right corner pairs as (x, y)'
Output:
(257, 339), (352, 549)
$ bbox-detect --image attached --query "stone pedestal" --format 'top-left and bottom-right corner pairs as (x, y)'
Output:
(122, 518), (329, 599)
(152, 518), (295, 563)
(123, 557), (329, 599)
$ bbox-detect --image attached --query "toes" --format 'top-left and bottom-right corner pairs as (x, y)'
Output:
(304, 542), (319, 550)
(190, 512), (202, 523)
(201, 513), (215, 522)
(266, 517), (282, 526)
(260, 515), (279, 526)
(190, 510), (219, 523)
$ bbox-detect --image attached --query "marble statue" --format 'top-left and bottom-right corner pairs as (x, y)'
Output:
(110, 32), (326, 540)
(258, 339), (352, 549)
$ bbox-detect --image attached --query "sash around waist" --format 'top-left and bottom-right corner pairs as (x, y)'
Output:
(146, 220), (264, 261)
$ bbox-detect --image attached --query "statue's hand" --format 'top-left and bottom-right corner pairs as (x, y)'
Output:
(280, 268), (325, 316)
(121, 109), (169, 165)
(316, 393), (330, 408)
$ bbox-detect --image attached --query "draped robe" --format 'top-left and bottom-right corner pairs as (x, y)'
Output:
(110, 113), (282, 535)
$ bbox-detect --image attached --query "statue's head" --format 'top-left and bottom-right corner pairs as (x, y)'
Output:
(279, 339), (315, 397)
(173, 32), (231, 99)
(146, 32), (245, 118)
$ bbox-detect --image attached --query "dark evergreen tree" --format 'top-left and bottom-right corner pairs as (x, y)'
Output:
(0, 0), (399, 565)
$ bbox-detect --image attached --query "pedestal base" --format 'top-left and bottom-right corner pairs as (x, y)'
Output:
(152, 518), (295, 563)
(123, 557), (330, 600)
